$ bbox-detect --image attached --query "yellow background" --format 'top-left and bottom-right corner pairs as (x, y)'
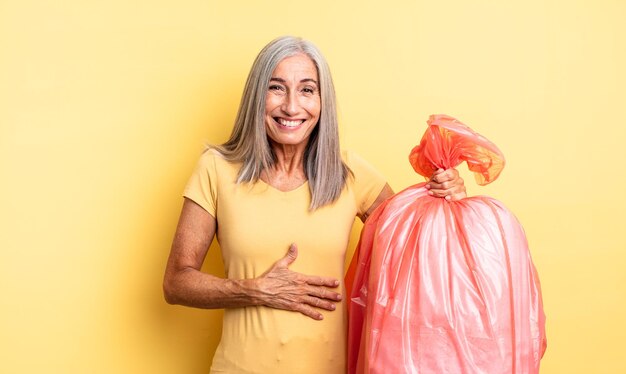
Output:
(2, 0), (625, 373)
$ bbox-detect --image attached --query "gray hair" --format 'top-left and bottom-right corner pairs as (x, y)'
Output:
(213, 36), (349, 210)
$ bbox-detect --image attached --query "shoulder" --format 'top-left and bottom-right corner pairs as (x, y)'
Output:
(187, 147), (241, 190)
(341, 149), (379, 177)
(341, 149), (364, 169)
(340, 149), (388, 214)
(197, 147), (225, 163)
(196, 147), (237, 171)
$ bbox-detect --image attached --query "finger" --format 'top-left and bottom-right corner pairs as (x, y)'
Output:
(428, 187), (455, 197)
(276, 243), (298, 268)
(430, 185), (466, 199)
(303, 274), (340, 288)
(428, 180), (452, 190)
(307, 285), (342, 301)
(431, 168), (445, 176)
(427, 188), (446, 197)
(429, 168), (446, 183)
(430, 168), (457, 183)
(305, 296), (336, 311)
(429, 174), (463, 190)
(445, 193), (462, 201)
(293, 303), (324, 321)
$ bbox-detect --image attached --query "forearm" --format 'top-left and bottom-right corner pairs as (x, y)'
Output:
(163, 268), (262, 309)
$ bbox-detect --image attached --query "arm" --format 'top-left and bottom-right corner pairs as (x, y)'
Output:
(359, 169), (466, 223)
(359, 183), (394, 222)
(163, 198), (341, 320)
(163, 198), (257, 308)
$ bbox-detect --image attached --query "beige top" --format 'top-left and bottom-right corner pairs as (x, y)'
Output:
(183, 149), (386, 374)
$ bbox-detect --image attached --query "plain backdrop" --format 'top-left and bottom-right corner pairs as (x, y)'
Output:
(1, 1), (625, 373)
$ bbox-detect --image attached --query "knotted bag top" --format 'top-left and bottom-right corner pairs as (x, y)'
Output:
(409, 114), (505, 185)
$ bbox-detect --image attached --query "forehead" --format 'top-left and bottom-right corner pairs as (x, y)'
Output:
(272, 53), (318, 80)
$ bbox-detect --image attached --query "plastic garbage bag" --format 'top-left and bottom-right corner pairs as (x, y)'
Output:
(346, 115), (546, 374)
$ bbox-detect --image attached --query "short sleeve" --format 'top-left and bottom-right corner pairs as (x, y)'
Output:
(344, 150), (387, 216)
(183, 149), (219, 217)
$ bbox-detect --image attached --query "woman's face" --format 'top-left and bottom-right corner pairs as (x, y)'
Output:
(264, 53), (321, 149)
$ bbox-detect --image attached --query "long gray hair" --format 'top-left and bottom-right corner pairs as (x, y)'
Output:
(213, 36), (349, 210)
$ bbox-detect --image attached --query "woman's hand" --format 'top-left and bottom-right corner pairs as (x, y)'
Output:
(255, 244), (342, 321)
(426, 168), (466, 201)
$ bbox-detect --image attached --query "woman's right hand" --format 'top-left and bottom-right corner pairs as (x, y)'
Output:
(255, 244), (342, 320)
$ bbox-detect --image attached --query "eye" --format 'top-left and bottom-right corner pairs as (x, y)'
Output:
(301, 86), (318, 95)
(269, 84), (286, 93)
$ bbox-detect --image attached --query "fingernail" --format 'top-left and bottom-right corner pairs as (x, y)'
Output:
(445, 195), (451, 201)
(330, 304), (335, 310)
(428, 191), (434, 196)
(317, 314), (324, 320)
(334, 280), (339, 286)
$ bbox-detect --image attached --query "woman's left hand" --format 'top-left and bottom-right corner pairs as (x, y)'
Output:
(426, 168), (466, 201)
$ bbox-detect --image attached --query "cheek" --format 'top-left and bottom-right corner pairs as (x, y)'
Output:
(306, 99), (321, 119)
(264, 100), (270, 113)
(265, 93), (282, 113)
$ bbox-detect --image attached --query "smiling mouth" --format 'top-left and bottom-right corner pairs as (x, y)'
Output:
(275, 118), (305, 128)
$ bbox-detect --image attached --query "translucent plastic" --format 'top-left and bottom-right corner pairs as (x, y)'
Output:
(346, 115), (546, 374)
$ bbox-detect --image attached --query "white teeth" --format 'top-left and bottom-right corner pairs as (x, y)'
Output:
(278, 118), (303, 127)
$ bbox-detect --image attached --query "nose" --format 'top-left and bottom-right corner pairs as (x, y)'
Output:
(281, 90), (299, 116)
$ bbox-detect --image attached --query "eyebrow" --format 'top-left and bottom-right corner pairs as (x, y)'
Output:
(270, 77), (319, 85)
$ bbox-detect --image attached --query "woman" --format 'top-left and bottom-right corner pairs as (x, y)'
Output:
(163, 36), (466, 373)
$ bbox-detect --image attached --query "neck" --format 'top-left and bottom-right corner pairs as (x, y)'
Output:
(260, 141), (308, 192)
(269, 141), (307, 176)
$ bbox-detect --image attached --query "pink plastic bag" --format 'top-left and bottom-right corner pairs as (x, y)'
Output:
(346, 115), (546, 374)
